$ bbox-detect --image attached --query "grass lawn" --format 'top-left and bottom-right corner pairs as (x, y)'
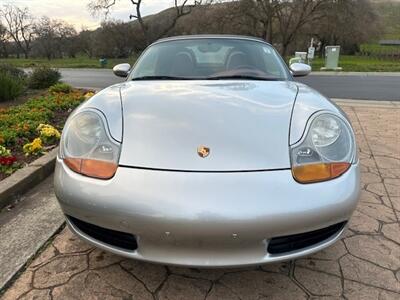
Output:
(310, 55), (400, 72)
(1, 55), (399, 72)
(0, 56), (138, 69)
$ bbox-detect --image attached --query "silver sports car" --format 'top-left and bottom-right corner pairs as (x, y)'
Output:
(54, 35), (360, 267)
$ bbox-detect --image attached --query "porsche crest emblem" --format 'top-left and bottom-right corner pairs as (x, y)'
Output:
(197, 146), (210, 158)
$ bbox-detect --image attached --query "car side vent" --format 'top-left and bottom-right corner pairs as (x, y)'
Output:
(267, 222), (346, 255)
(67, 215), (138, 251)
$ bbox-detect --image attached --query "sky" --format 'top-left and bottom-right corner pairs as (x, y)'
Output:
(1, 0), (177, 31)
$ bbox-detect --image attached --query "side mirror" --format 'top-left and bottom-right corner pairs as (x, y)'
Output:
(113, 63), (131, 78)
(289, 63), (311, 77)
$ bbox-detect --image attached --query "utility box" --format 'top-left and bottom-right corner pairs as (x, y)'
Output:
(322, 46), (342, 71)
(294, 51), (307, 63)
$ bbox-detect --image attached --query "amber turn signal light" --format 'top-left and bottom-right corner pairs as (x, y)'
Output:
(64, 157), (117, 179)
(292, 162), (350, 183)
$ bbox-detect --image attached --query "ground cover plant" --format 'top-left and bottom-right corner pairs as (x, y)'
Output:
(48, 83), (73, 94)
(0, 84), (93, 180)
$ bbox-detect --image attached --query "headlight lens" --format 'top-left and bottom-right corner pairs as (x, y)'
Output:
(311, 115), (341, 147)
(60, 111), (120, 179)
(291, 113), (355, 183)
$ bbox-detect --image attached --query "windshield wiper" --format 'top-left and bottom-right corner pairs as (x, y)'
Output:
(206, 75), (280, 81)
(131, 75), (197, 81)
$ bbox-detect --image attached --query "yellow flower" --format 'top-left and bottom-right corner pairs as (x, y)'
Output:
(84, 91), (95, 99)
(0, 145), (11, 156)
(23, 138), (43, 156)
(42, 127), (61, 138)
(37, 124), (46, 131)
(37, 124), (61, 140)
(31, 138), (43, 151)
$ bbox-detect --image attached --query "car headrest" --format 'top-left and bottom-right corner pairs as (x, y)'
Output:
(226, 51), (249, 70)
(170, 52), (195, 77)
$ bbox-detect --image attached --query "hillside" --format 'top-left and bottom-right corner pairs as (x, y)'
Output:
(372, 1), (400, 39)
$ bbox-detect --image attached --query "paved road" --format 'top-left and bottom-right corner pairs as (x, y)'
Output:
(60, 68), (400, 101)
(297, 75), (400, 101)
(59, 69), (123, 89)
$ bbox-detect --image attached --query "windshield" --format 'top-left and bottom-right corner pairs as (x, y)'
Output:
(129, 38), (290, 81)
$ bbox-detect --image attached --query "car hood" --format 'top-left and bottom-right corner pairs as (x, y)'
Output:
(119, 80), (298, 171)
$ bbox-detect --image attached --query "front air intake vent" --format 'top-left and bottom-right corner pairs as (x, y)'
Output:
(67, 215), (138, 251)
(267, 222), (346, 254)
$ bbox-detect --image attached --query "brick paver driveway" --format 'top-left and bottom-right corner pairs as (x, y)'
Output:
(2, 102), (399, 299)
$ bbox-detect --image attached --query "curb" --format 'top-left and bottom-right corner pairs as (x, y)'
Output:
(310, 71), (400, 77)
(0, 223), (66, 294)
(0, 147), (58, 210)
(332, 98), (400, 108)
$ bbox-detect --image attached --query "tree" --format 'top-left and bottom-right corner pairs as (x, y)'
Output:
(275, 0), (327, 57)
(313, 0), (381, 55)
(239, 0), (279, 43)
(33, 17), (77, 59)
(57, 22), (79, 58)
(0, 22), (8, 57)
(88, 0), (212, 47)
(177, 1), (257, 36)
(93, 21), (136, 57)
(77, 29), (96, 58)
(377, 1), (400, 39)
(0, 5), (35, 58)
(239, 0), (327, 56)
(34, 17), (59, 59)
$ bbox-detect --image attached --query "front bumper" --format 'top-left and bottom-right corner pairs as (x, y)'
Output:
(54, 158), (360, 267)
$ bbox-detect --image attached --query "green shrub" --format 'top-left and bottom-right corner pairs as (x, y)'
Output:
(0, 64), (27, 81)
(0, 64), (26, 102)
(49, 83), (73, 94)
(359, 43), (400, 58)
(0, 71), (25, 102)
(28, 66), (61, 89)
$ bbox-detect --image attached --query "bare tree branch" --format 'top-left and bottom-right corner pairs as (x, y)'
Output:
(88, 0), (213, 46)
(0, 4), (35, 58)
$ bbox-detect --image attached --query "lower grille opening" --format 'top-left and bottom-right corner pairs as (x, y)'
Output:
(67, 216), (138, 251)
(267, 222), (346, 255)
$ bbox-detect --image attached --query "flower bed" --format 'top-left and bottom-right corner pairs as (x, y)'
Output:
(0, 86), (93, 181)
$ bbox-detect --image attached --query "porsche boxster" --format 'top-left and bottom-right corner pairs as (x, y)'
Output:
(54, 35), (360, 267)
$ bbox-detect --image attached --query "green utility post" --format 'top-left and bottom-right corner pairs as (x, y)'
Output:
(321, 46), (342, 71)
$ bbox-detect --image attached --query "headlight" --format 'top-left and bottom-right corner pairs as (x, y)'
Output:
(291, 113), (355, 183)
(60, 110), (120, 179)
